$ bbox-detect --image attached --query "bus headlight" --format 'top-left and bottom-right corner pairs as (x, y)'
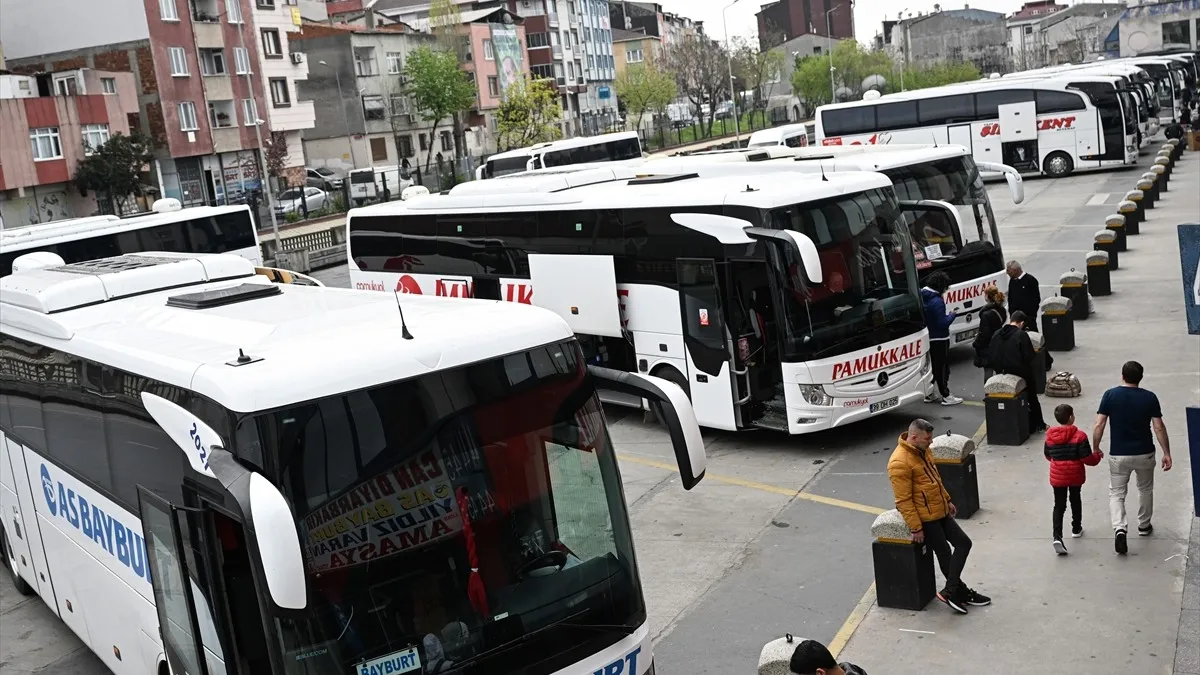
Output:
(798, 384), (834, 407)
(920, 355), (932, 376)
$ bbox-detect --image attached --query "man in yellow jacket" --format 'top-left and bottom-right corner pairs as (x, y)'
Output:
(888, 418), (991, 614)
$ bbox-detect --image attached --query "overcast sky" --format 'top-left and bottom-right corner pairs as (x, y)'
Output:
(650, 0), (1104, 46)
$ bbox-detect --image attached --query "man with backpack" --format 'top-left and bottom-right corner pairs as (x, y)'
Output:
(989, 310), (1047, 432)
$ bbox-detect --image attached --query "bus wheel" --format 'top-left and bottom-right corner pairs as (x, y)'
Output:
(646, 365), (690, 427)
(1044, 152), (1074, 178)
(0, 525), (35, 596)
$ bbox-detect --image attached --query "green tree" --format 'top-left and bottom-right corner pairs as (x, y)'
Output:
(901, 61), (981, 91)
(614, 62), (677, 130)
(730, 36), (785, 110)
(792, 54), (834, 110)
(497, 77), (564, 149)
(73, 131), (153, 214)
(404, 45), (477, 172)
(429, 0), (468, 159)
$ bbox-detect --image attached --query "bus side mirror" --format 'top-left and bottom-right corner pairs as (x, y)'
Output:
(977, 161), (1024, 204)
(587, 366), (707, 490)
(899, 199), (966, 250)
(745, 228), (823, 285)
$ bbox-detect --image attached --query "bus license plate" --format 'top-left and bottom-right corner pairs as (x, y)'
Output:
(956, 328), (980, 343)
(870, 397), (899, 413)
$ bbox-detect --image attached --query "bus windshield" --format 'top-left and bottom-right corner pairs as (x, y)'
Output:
(763, 188), (925, 362)
(486, 155), (534, 178)
(248, 339), (643, 675)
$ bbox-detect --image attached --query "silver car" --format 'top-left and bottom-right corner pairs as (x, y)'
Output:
(274, 186), (327, 216)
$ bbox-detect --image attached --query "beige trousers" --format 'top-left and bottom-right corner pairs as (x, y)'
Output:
(1108, 453), (1155, 533)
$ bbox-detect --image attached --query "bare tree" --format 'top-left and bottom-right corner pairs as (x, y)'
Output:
(731, 34), (785, 113)
(660, 31), (731, 138)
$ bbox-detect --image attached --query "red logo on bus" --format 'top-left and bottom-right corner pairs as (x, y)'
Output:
(980, 116), (1076, 137)
(396, 275), (423, 294)
(830, 339), (923, 381)
(822, 137), (844, 146)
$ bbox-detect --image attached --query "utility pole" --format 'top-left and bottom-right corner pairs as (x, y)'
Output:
(233, 10), (279, 244)
(723, 0), (743, 142)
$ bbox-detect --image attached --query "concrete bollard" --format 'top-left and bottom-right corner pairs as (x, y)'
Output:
(759, 635), (804, 675)
(1125, 189), (1145, 225)
(1029, 331), (1047, 394)
(932, 432), (980, 519)
(1151, 163), (1168, 192)
(1095, 229), (1120, 270)
(1040, 295), (1075, 351)
(871, 510), (936, 610)
(1087, 250), (1111, 296)
(1118, 199), (1140, 235)
(1166, 137), (1183, 161)
(1137, 176), (1156, 208)
(1059, 268), (1089, 322)
(1156, 153), (1173, 181)
(985, 374), (1031, 446)
(1105, 213), (1128, 252)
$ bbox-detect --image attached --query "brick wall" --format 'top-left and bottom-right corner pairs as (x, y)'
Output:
(134, 46), (156, 95)
(93, 48), (129, 72)
(145, 101), (168, 148)
(51, 56), (87, 71)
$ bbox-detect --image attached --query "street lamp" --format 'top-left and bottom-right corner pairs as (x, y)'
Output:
(897, 7), (908, 91)
(722, 0), (743, 143)
(825, 4), (840, 104)
(318, 60), (359, 169)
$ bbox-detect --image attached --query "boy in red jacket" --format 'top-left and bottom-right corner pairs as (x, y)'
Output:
(1045, 404), (1104, 554)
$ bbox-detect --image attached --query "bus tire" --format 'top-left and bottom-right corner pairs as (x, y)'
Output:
(646, 365), (690, 427)
(1043, 152), (1074, 178)
(0, 525), (35, 596)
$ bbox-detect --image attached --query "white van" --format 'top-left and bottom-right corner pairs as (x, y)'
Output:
(348, 165), (414, 203)
(746, 123), (812, 148)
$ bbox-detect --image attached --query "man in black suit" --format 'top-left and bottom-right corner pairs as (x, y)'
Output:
(1006, 260), (1041, 332)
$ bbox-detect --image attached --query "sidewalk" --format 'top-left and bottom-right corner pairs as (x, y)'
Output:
(839, 150), (1200, 674)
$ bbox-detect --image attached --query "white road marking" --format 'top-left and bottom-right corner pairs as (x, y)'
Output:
(1085, 193), (1110, 206)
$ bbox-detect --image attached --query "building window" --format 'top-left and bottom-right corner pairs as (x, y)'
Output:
(488, 76), (499, 96)
(354, 47), (377, 76)
(257, 0), (275, 7)
(626, 47), (643, 63)
(440, 130), (452, 151)
(178, 101), (199, 130)
(242, 98), (258, 125)
(531, 64), (554, 80)
(369, 137), (388, 162)
(208, 100), (236, 128)
(169, 47), (189, 76)
(1024, 25), (1033, 34)
(30, 127), (63, 160)
(101, 77), (117, 94)
(81, 124), (110, 154)
(587, 55), (595, 68)
(269, 78), (290, 106)
(390, 94), (410, 116)
(584, 27), (591, 41)
(397, 134), (413, 158)
(483, 39), (494, 60)
(234, 47), (251, 74)
(527, 32), (549, 48)
(362, 95), (386, 120)
(261, 29), (282, 57)
(419, 132), (428, 151)
(159, 0), (178, 20)
(227, 0), (243, 22)
(199, 49), (227, 76)
(1162, 19), (1192, 47)
(54, 75), (79, 96)
(387, 51), (404, 74)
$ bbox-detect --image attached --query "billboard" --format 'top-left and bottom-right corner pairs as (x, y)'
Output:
(489, 23), (523, 96)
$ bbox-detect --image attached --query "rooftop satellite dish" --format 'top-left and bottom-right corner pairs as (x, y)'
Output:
(12, 251), (66, 273)
(863, 90), (882, 100)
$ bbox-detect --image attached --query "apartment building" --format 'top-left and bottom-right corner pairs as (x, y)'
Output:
(249, 0), (317, 187)
(0, 70), (139, 227)
(610, 1), (703, 47)
(0, 0), (315, 207)
(755, 0), (854, 50)
(890, 7), (1009, 75)
(612, 27), (661, 76)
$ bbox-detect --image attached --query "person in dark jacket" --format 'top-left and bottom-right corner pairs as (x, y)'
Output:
(972, 285), (1008, 382)
(1005, 261), (1040, 332)
(1045, 403), (1103, 554)
(989, 310), (1046, 432)
(920, 271), (962, 406)
(789, 638), (868, 675)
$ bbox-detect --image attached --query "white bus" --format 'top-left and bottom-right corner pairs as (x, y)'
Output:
(1121, 56), (1191, 123)
(347, 166), (939, 434)
(0, 250), (705, 675)
(475, 132), (644, 180)
(0, 200), (260, 277)
(1001, 64), (1161, 146)
(815, 78), (1139, 177)
(636, 144), (1023, 347)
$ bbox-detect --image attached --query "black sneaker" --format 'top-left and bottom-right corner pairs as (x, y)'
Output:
(937, 588), (968, 614)
(1053, 539), (1068, 555)
(1115, 529), (1128, 554)
(1138, 524), (1153, 536)
(961, 587), (992, 606)
(1071, 526), (1084, 538)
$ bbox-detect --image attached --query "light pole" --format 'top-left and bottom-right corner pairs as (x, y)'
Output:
(318, 60), (359, 169)
(231, 11), (279, 243)
(722, 0), (743, 143)
(897, 7), (908, 91)
(826, 5), (839, 104)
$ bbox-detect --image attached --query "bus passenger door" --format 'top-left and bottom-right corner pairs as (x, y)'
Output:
(947, 124), (973, 153)
(676, 259), (737, 431)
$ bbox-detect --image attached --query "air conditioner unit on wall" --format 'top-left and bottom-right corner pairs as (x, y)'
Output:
(290, 52), (304, 64)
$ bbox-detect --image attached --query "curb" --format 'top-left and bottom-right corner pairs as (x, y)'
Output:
(1177, 516), (1199, 674)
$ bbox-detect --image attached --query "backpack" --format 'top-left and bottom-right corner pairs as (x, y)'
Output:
(1045, 371), (1082, 398)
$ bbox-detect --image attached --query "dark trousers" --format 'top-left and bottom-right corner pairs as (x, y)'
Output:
(923, 516), (972, 595)
(1052, 485), (1083, 540)
(930, 339), (951, 397)
(983, 366), (994, 384)
(1025, 373), (1046, 430)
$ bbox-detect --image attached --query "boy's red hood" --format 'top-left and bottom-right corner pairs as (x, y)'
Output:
(1046, 424), (1079, 445)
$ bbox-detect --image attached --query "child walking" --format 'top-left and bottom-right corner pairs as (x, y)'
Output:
(1045, 404), (1104, 555)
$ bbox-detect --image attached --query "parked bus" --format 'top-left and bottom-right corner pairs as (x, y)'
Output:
(0, 199), (260, 277)
(636, 144), (1023, 347)
(476, 132), (644, 180)
(1002, 65), (1160, 146)
(348, 166), (944, 433)
(0, 250), (704, 675)
(1122, 56), (1191, 122)
(815, 78), (1139, 177)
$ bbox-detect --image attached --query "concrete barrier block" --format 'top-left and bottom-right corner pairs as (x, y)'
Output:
(1118, 199), (1137, 214)
(1156, 153), (1171, 163)
(872, 509), (914, 541)
(1027, 330), (1045, 350)
(1104, 214), (1125, 228)
(759, 635), (804, 675)
(1166, 138), (1180, 147)
(1151, 164), (1166, 175)
(1125, 189), (1144, 202)
(985, 373), (1027, 396)
(1059, 269), (1087, 285)
(1086, 250), (1109, 266)
(1141, 171), (1158, 181)
(931, 432), (976, 461)
(1137, 178), (1154, 191)
(1040, 295), (1071, 313)
(1094, 229), (1117, 243)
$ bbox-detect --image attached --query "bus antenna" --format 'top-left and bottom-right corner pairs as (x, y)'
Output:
(820, 163), (829, 181)
(393, 291), (415, 340)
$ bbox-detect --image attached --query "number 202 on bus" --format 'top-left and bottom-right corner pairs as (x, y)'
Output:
(980, 116), (1077, 136)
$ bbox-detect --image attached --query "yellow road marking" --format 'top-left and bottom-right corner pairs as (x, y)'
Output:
(972, 421), (987, 446)
(616, 453), (885, 515)
(828, 582), (877, 658)
(961, 400), (985, 408)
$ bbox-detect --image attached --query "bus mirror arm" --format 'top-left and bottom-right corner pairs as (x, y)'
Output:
(587, 365), (707, 490)
(745, 228), (823, 285)
(976, 161), (1025, 204)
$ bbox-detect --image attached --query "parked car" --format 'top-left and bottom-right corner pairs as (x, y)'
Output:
(274, 186), (327, 217)
(306, 166), (345, 189)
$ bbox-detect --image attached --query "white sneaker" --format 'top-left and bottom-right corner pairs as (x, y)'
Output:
(1072, 528), (1084, 538)
(940, 395), (964, 406)
(924, 394), (941, 404)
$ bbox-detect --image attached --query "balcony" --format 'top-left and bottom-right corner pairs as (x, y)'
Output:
(548, 12), (559, 27)
(552, 44), (562, 57)
(556, 76), (566, 88)
(192, 0), (219, 22)
(193, 21), (224, 49)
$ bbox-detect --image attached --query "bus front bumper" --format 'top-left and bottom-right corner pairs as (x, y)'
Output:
(783, 368), (934, 434)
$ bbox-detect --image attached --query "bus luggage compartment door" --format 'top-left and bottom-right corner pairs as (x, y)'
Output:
(999, 101), (1039, 172)
(677, 259), (737, 431)
(527, 254), (623, 337)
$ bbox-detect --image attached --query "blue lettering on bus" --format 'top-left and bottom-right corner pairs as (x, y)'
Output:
(594, 646), (641, 675)
(39, 463), (151, 584)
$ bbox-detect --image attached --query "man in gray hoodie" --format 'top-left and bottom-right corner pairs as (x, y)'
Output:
(789, 639), (868, 675)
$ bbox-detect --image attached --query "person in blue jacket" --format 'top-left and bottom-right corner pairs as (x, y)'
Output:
(921, 271), (962, 406)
